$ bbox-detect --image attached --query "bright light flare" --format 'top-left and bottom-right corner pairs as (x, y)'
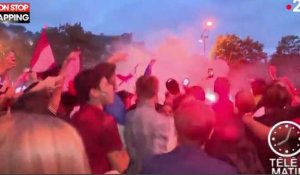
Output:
(206, 21), (213, 27)
(206, 92), (217, 102)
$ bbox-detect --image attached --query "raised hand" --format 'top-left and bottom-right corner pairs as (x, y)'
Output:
(107, 52), (128, 64)
(41, 75), (65, 91)
(66, 50), (81, 61)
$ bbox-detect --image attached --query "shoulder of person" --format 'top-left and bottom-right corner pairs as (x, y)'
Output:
(209, 156), (238, 173)
(71, 105), (98, 121)
(103, 113), (118, 125)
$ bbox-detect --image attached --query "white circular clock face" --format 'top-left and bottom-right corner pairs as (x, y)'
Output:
(268, 121), (300, 157)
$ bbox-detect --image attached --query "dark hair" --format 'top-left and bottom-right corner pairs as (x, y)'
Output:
(74, 69), (104, 104)
(166, 79), (180, 95)
(93, 62), (116, 81)
(186, 86), (205, 101)
(214, 77), (230, 97)
(11, 90), (51, 115)
(262, 83), (292, 109)
(61, 92), (79, 107)
(251, 79), (266, 96)
(136, 75), (159, 99)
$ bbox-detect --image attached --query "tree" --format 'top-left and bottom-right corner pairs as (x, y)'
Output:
(272, 35), (300, 58)
(271, 35), (300, 66)
(270, 35), (300, 87)
(241, 37), (267, 63)
(212, 34), (267, 64)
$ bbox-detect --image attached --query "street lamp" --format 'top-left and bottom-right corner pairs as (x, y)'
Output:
(206, 21), (213, 27)
(200, 21), (213, 57)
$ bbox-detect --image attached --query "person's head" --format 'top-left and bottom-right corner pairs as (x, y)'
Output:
(93, 62), (116, 89)
(116, 90), (134, 109)
(186, 86), (205, 101)
(235, 89), (255, 114)
(1, 50), (16, 71)
(136, 75), (159, 101)
(74, 69), (114, 106)
(174, 101), (215, 146)
(0, 113), (90, 174)
(172, 94), (196, 111)
(262, 83), (292, 109)
(166, 78), (180, 95)
(11, 90), (51, 115)
(214, 77), (230, 98)
(251, 78), (267, 96)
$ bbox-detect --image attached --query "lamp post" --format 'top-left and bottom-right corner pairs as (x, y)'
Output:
(199, 21), (213, 57)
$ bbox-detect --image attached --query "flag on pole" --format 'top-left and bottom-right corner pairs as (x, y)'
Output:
(63, 52), (81, 92)
(30, 27), (56, 73)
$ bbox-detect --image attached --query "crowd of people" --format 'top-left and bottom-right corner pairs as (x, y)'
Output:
(0, 49), (300, 174)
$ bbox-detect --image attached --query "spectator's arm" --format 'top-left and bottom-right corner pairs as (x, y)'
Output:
(107, 150), (129, 173)
(104, 117), (129, 173)
(0, 86), (17, 110)
(48, 51), (80, 115)
(243, 113), (293, 140)
(107, 52), (127, 64)
(243, 114), (270, 140)
(48, 76), (65, 115)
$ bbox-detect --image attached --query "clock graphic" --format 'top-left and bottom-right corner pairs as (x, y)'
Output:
(268, 121), (300, 157)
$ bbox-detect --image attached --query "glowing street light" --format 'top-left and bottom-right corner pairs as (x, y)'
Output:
(200, 20), (215, 57)
(206, 21), (213, 27)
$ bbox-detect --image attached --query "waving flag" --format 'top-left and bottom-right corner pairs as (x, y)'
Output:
(144, 59), (156, 76)
(117, 64), (139, 86)
(63, 52), (81, 92)
(30, 27), (56, 73)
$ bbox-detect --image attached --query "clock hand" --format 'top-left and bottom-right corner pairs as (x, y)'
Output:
(277, 128), (292, 146)
(286, 127), (292, 141)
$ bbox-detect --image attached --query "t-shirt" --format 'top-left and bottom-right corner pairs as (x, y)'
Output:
(104, 94), (126, 125)
(71, 104), (123, 174)
(125, 102), (176, 173)
(142, 145), (237, 174)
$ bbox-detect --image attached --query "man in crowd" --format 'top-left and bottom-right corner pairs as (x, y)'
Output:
(94, 62), (127, 125)
(141, 101), (236, 174)
(71, 68), (129, 174)
(125, 75), (176, 173)
(0, 50), (17, 111)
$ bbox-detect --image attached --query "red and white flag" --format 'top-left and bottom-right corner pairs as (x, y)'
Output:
(30, 27), (56, 72)
(63, 53), (80, 92)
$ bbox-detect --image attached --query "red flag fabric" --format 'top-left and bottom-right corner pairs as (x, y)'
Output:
(30, 27), (56, 73)
(63, 53), (80, 92)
